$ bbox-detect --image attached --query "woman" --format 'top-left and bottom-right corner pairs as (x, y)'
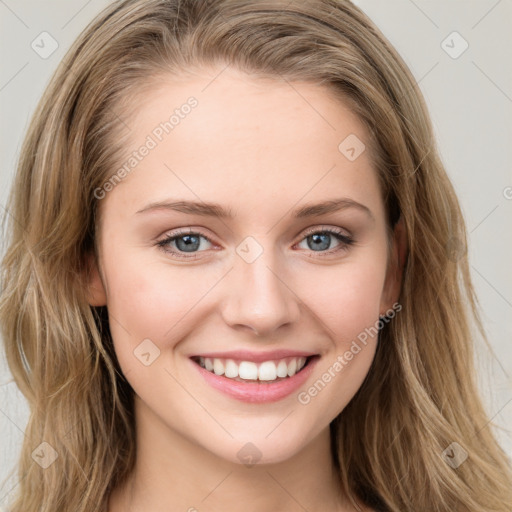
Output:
(1, 1), (511, 511)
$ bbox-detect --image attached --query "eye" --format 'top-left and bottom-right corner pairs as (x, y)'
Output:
(156, 228), (215, 259)
(156, 226), (355, 260)
(295, 227), (354, 257)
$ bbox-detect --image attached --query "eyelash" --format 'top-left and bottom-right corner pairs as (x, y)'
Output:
(156, 226), (355, 260)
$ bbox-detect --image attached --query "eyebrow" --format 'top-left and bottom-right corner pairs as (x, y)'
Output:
(136, 197), (374, 221)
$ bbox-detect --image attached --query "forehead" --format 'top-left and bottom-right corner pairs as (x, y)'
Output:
(100, 67), (384, 225)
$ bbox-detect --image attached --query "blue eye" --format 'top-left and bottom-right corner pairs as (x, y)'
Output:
(157, 229), (214, 259)
(297, 228), (354, 255)
(156, 227), (354, 259)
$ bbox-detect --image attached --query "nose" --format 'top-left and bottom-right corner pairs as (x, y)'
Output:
(220, 246), (301, 337)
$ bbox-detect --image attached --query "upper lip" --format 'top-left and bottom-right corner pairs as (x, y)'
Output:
(190, 349), (318, 363)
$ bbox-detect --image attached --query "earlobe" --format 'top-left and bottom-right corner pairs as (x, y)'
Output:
(84, 252), (107, 307)
(380, 215), (408, 315)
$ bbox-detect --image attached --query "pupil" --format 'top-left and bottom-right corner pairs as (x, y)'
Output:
(309, 233), (330, 251)
(177, 235), (200, 252)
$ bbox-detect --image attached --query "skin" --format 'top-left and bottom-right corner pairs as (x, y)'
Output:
(86, 66), (407, 512)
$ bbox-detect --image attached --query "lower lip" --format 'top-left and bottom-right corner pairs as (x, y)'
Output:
(191, 357), (319, 403)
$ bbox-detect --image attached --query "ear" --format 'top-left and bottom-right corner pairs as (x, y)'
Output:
(379, 215), (408, 315)
(84, 251), (107, 307)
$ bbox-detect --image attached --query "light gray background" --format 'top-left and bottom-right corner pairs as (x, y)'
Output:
(1, 0), (511, 506)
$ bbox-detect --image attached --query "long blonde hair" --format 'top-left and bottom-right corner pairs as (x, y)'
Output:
(1, 1), (511, 510)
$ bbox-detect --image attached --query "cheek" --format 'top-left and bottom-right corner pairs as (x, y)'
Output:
(294, 263), (385, 417)
(294, 251), (387, 407)
(100, 248), (202, 370)
(300, 256), (387, 343)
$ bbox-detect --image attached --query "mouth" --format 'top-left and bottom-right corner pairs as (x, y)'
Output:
(189, 352), (320, 403)
(190, 354), (316, 383)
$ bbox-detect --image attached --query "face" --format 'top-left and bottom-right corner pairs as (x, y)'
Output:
(87, 67), (405, 466)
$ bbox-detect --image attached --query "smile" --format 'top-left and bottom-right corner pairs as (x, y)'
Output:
(193, 356), (309, 382)
(189, 351), (320, 403)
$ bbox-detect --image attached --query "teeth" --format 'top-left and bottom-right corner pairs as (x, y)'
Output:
(287, 358), (297, 377)
(239, 361), (258, 380)
(258, 361), (277, 381)
(197, 356), (309, 382)
(276, 360), (288, 378)
(213, 358), (224, 376)
(224, 359), (238, 378)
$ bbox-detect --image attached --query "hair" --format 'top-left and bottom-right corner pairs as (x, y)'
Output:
(1, 0), (511, 511)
